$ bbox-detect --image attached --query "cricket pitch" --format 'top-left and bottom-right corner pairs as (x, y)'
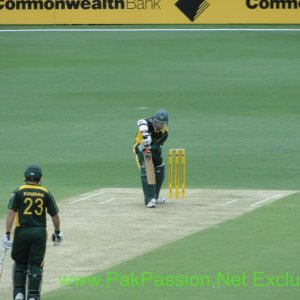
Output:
(0, 188), (295, 298)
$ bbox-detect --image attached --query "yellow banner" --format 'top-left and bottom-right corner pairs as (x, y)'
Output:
(0, 0), (299, 24)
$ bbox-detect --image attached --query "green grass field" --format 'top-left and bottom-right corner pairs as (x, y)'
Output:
(1, 25), (300, 299)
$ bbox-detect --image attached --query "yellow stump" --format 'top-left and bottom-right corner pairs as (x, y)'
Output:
(168, 149), (173, 199)
(181, 149), (186, 198)
(175, 149), (179, 199)
(168, 148), (186, 200)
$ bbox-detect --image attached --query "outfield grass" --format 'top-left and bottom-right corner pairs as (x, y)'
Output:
(1, 26), (300, 299)
(1, 26), (300, 210)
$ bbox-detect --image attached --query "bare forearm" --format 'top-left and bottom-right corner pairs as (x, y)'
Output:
(6, 209), (16, 233)
(51, 214), (60, 231)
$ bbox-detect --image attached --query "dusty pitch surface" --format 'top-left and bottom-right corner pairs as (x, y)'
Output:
(0, 188), (295, 297)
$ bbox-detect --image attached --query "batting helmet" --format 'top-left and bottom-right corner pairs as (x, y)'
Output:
(24, 164), (43, 181)
(153, 109), (169, 130)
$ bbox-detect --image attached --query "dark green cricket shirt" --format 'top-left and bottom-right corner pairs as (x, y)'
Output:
(8, 184), (59, 227)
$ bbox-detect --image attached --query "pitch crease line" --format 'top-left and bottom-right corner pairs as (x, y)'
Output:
(70, 191), (104, 204)
(250, 194), (282, 207)
(99, 198), (116, 205)
(220, 199), (239, 206)
(101, 190), (138, 194)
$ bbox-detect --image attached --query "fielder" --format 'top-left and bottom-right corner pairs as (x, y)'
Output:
(1, 164), (64, 300)
(133, 109), (169, 208)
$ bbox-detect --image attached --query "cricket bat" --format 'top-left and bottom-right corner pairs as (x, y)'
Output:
(0, 248), (7, 282)
(143, 150), (156, 185)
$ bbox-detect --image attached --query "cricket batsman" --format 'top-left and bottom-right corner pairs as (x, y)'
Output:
(1, 164), (64, 300)
(133, 109), (169, 208)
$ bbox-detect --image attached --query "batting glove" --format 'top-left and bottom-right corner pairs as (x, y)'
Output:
(138, 143), (151, 153)
(52, 230), (64, 246)
(138, 143), (146, 152)
(142, 135), (152, 147)
(1, 233), (12, 252)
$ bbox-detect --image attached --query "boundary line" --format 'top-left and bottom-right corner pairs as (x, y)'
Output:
(1, 28), (300, 33)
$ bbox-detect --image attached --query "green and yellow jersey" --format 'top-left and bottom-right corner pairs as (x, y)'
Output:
(133, 117), (168, 166)
(8, 184), (59, 228)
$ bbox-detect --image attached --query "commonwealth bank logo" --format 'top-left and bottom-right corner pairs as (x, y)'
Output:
(175, 0), (210, 22)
